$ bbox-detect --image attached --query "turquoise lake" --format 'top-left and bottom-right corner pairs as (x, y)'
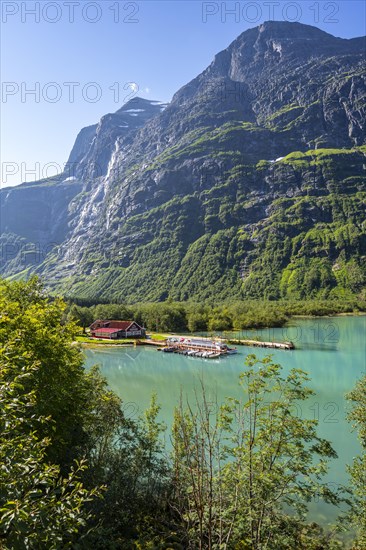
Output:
(83, 315), (365, 529)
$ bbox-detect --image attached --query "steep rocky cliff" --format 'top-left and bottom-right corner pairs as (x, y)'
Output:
(1, 22), (365, 301)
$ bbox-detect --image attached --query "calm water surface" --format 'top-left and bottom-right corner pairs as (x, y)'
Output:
(84, 316), (365, 527)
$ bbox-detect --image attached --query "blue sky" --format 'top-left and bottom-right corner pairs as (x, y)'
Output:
(1, 0), (365, 187)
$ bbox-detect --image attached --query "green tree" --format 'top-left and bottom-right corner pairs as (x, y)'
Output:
(347, 373), (366, 548)
(207, 308), (232, 332)
(0, 278), (171, 548)
(0, 277), (93, 469)
(93, 303), (133, 321)
(187, 312), (208, 333)
(133, 302), (187, 332)
(79, 385), (170, 548)
(172, 355), (344, 549)
(0, 357), (101, 549)
(68, 304), (94, 333)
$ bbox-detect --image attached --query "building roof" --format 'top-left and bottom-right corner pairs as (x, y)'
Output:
(90, 320), (143, 331)
(92, 327), (121, 334)
(108, 321), (136, 330)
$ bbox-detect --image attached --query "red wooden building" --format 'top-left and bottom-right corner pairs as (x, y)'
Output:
(89, 320), (145, 339)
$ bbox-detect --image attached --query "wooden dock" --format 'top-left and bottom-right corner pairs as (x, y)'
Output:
(227, 339), (295, 350)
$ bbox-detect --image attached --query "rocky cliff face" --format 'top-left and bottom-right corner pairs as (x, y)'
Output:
(66, 97), (168, 181)
(1, 22), (365, 301)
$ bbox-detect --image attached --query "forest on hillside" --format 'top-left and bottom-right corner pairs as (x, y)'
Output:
(66, 296), (366, 334)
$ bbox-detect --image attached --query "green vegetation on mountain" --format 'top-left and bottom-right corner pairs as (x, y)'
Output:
(50, 147), (366, 304)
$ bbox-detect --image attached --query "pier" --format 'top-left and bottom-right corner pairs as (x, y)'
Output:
(136, 336), (295, 351)
(227, 339), (295, 350)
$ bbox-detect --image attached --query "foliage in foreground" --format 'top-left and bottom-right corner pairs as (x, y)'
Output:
(0, 356), (101, 548)
(0, 278), (169, 548)
(171, 355), (346, 549)
(347, 373), (366, 548)
(0, 277), (96, 469)
(1, 278), (364, 548)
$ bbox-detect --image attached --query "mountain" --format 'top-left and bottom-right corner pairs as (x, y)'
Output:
(1, 21), (365, 302)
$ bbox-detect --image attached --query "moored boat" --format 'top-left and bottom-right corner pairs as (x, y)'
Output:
(157, 337), (239, 358)
(162, 337), (237, 358)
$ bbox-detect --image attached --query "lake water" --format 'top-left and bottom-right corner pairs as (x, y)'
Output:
(83, 315), (365, 530)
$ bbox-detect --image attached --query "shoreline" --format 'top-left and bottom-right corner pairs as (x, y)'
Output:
(79, 342), (135, 348)
(290, 312), (366, 319)
(77, 339), (167, 350)
(231, 311), (366, 329)
(77, 312), (365, 349)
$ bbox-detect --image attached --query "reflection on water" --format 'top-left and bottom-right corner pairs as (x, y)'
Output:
(84, 316), (365, 530)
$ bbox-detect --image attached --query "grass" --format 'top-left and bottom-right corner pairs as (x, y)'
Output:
(266, 104), (303, 123)
(148, 332), (170, 341)
(75, 333), (169, 346)
(280, 147), (364, 164)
